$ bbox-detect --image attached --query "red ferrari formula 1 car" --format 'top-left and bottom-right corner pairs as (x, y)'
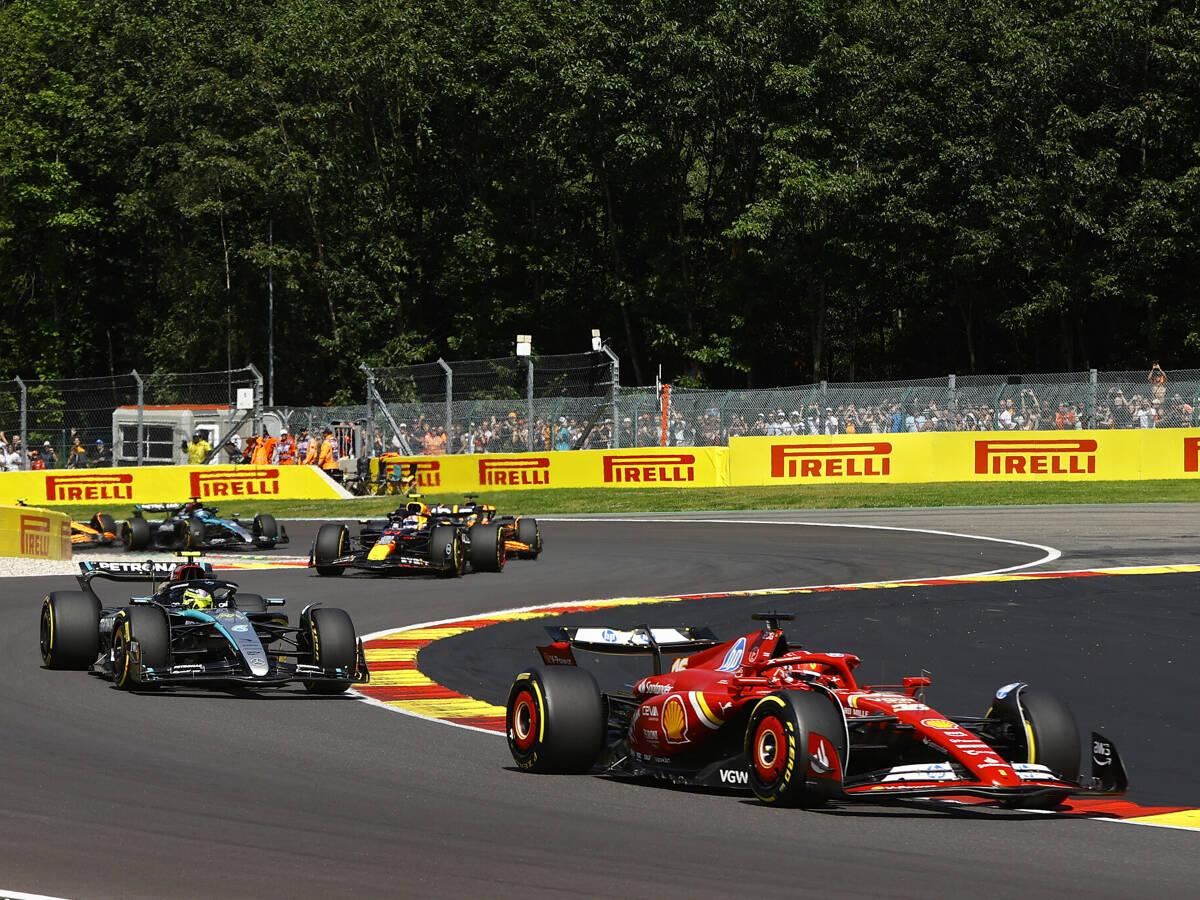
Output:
(505, 613), (1128, 809)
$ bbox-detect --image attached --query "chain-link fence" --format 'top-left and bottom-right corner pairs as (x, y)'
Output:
(5, 361), (1199, 469)
(2, 366), (265, 470)
(362, 351), (618, 455)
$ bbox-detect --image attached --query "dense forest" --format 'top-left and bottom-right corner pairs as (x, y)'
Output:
(2, 0), (1199, 402)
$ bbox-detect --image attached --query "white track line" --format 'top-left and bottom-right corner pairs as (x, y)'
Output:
(353, 519), (1061, 735)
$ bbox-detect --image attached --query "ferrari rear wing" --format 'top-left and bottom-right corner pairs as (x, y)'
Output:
(539, 624), (720, 675)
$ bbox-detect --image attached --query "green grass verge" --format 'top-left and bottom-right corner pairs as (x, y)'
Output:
(37, 479), (1200, 521)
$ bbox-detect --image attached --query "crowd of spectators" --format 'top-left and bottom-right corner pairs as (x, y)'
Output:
(362, 367), (1199, 455)
(0, 428), (106, 471)
(3, 368), (1197, 468)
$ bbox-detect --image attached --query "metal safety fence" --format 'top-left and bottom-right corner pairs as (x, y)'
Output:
(4, 360), (1197, 470)
(357, 366), (1200, 453)
(2, 367), (263, 470)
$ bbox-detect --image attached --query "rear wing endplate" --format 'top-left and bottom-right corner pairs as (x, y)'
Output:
(539, 624), (720, 675)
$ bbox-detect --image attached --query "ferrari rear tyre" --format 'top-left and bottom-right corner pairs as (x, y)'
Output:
(253, 513), (278, 540)
(301, 607), (357, 694)
(506, 666), (605, 774)
(111, 606), (170, 690)
(312, 523), (348, 576)
(467, 523), (504, 573)
(746, 690), (847, 808)
(122, 516), (151, 551)
(430, 525), (464, 577)
(40, 591), (101, 670)
(516, 517), (541, 559)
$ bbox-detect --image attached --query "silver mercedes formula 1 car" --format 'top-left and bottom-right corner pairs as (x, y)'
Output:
(39, 558), (368, 693)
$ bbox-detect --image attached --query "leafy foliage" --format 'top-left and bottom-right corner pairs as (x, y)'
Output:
(2, 0), (1198, 400)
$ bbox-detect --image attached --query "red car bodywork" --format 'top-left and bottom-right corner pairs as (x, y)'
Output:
(510, 615), (1128, 808)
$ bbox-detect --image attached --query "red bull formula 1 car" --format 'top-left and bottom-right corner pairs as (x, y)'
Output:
(505, 613), (1128, 809)
(309, 501), (505, 577)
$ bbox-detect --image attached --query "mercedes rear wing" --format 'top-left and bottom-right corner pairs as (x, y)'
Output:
(133, 502), (190, 514)
(539, 624), (720, 675)
(77, 559), (212, 585)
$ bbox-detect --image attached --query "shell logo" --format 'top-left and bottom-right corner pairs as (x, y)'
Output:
(662, 695), (688, 743)
(921, 718), (958, 730)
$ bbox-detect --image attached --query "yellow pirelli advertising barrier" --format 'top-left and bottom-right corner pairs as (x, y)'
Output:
(0, 465), (349, 507)
(729, 429), (1200, 485)
(0, 504), (71, 559)
(376, 447), (729, 492)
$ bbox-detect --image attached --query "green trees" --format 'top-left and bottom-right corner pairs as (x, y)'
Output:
(2, 0), (1198, 398)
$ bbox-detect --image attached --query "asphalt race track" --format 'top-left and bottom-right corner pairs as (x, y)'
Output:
(1, 505), (1198, 899)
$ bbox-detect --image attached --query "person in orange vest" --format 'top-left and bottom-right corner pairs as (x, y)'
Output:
(302, 427), (319, 465)
(240, 433), (257, 464)
(317, 427), (339, 473)
(251, 427), (279, 465)
(276, 427), (297, 464)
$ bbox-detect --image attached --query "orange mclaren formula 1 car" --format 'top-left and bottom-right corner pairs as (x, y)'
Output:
(436, 496), (542, 560)
(70, 512), (123, 549)
(17, 499), (121, 550)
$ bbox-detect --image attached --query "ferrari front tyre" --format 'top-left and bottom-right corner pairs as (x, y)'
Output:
(466, 523), (504, 573)
(988, 687), (1081, 800)
(253, 513), (278, 540)
(746, 690), (847, 808)
(122, 516), (151, 551)
(506, 666), (604, 774)
(40, 591), (101, 669)
(312, 523), (348, 576)
(516, 517), (541, 559)
(302, 607), (357, 694)
(429, 525), (463, 577)
(111, 606), (170, 690)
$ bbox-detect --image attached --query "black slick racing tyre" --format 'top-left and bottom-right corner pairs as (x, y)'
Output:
(234, 592), (268, 613)
(123, 516), (151, 551)
(506, 666), (605, 774)
(988, 687), (1080, 806)
(302, 607), (357, 694)
(1020, 692), (1081, 783)
(184, 517), (205, 550)
(95, 513), (118, 537)
(516, 517), (540, 559)
(312, 523), (348, 576)
(253, 513), (278, 540)
(111, 606), (170, 690)
(40, 591), (101, 669)
(746, 690), (847, 808)
(429, 525), (463, 577)
(467, 523), (504, 573)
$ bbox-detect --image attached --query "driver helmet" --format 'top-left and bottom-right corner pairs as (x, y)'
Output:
(181, 587), (212, 610)
(401, 514), (422, 530)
